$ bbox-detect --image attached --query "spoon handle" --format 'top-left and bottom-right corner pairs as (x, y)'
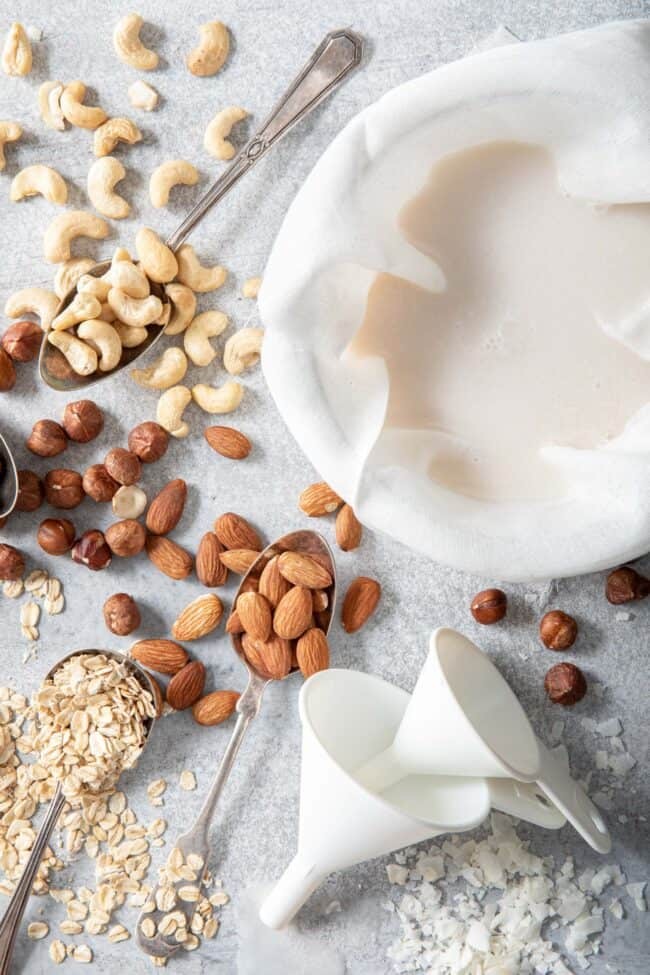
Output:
(165, 28), (363, 252)
(0, 784), (66, 974)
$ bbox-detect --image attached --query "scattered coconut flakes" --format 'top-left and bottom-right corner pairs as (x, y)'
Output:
(626, 882), (647, 911)
(609, 899), (624, 919)
(614, 610), (633, 621)
(179, 769), (196, 791)
(386, 864), (409, 885)
(597, 718), (622, 737)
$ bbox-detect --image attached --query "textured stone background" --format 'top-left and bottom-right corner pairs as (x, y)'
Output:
(0, 1), (648, 972)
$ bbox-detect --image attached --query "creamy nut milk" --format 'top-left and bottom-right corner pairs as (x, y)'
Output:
(349, 142), (650, 500)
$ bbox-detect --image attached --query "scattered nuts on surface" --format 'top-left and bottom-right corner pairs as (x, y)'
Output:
(43, 209), (110, 264)
(157, 385), (192, 437)
(26, 419), (68, 457)
(166, 661), (206, 710)
(192, 690), (239, 726)
(60, 80), (107, 129)
(204, 106), (248, 161)
(0, 347), (17, 391)
(0, 120), (22, 172)
(131, 346), (188, 389)
(150, 159), (199, 208)
(103, 592), (141, 636)
(112, 484), (147, 520)
(87, 156), (130, 219)
(342, 576), (381, 633)
(128, 420), (169, 463)
(11, 164), (68, 204)
(5, 286), (58, 327)
(470, 588), (507, 625)
(71, 529), (112, 570)
(44, 469), (84, 509)
(104, 447), (141, 486)
(196, 532), (227, 587)
(130, 638), (189, 674)
(82, 464), (119, 503)
(242, 276), (262, 299)
(544, 662), (587, 706)
(128, 79), (159, 112)
(214, 512), (262, 552)
(37, 517), (76, 555)
(62, 399), (104, 442)
(16, 470), (43, 512)
(204, 425), (251, 460)
(2, 23), (32, 77)
(539, 610), (578, 650)
(146, 479), (187, 535)
(335, 504), (362, 551)
(0, 543), (24, 580)
(1, 320), (43, 362)
(223, 327), (263, 375)
(191, 380), (244, 415)
(172, 593), (224, 641)
(93, 116), (142, 158)
(298, 482), (342, 517)
(219, 548), (258, 574)
(146, 535), (193, 579)
(113, 13), (159, 70)
(105, 519), (147, 557)
(175, 244), (226, 292)
(164, 282), (196, 335)
(187, 21), (230, 77)
(135, 227), (178, 283)
(605, 565), (650, 604)
(184, 310), (228, 367)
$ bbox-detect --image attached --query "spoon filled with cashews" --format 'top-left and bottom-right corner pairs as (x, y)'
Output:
(37, 30), (364, 397)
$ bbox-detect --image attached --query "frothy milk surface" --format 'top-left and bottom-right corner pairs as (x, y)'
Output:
(349, 142), (650, 501)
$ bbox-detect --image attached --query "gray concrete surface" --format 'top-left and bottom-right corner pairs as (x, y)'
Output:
(0, 1), (648, 971)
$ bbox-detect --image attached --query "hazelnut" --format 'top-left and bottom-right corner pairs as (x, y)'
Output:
(62, 399), (104, 443)
(470, 588), (507, 624)
(0, 543), (24, 580)
(0, 348), (16, 392)
(71, 530), (112, 571)
(605, 566), (649, 605)
(544, 662), (587, 706)
(105, 519), (147, 557)
(103, 592), (141, 636)
(44, 469), (84, 509)
(128, 421), (169, 463)
(112, 485), (147, 519)
(82, 464), (119, 503)
(15, 470), (43, 512)
(539, 610), (578, 651)
(104, 447), (141, 486)
(26, 419), (67, 458)
(37, 518), (76, 555)
(2, 320), (43, 362)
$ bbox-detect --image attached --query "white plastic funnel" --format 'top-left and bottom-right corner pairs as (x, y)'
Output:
(355, 628), (611, 854)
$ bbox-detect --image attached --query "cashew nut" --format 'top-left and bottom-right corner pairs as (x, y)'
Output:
(191, 380), (244, 414)
(175, 244), (226, 292)
(111, 247), (132, 264)
(87, 157), (130, 219)
(135, 227), (178, 283)
(164, 283), (196, 335)
(113, 321), (147, 348)
(93, 117), (142, 158)
(2, 23), (32, 77)
(43, 210), (110, 264)
(77, 274), (111, 301)
(204, 107), (247, 161)
(242, 276), (262, 299)
(54, 258), (96, 299)
(48, 330), (98, 376)
(98, 302), (117, 323)
(150, 160), (199, 208)
(10, 165), (68, 205)
(61, 81), (107, 130)
(132, 347), (188, 390)
(38, 81), (65, 131)
(187, 22), (229, 77)
(5, 288), (59, 327)
(77, 319), (123, 372)
(51, 292), (102, 332)
(157, 385), (192, 437)
(109, 260), (149, 298)
(184, 310), (228, 367)
(0, 121), (22, 172)
(224, 327), (264, 375)
(113, 14), (159, 71)
(154, 300), (171, 327)
(128, 80), (158, 112)
(108, 287), (162, 328)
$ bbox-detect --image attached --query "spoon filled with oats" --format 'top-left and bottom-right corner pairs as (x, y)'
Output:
(0, 650), (156, 972)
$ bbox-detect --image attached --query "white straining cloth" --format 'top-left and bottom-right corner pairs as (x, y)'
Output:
(260, 20), (650, 582)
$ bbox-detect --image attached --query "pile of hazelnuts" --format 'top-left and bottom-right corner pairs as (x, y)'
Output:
(469, 566), (649, 707)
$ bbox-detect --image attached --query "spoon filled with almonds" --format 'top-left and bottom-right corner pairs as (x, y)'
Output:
(136, 529), (335, 960)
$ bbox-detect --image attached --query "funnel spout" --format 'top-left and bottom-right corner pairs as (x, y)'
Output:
(259, 855), (327, 930)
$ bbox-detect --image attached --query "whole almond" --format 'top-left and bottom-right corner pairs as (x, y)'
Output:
(172, 594), (223, 641)
(196, 531), (228, 587)
(335, 504), (362, 551)
(259, 555), (291, 608)
(214, 512), (262, 551)
(146, 479), (187, 535)
(204, 426), (252, 460)
(273, 586), (313, 640)
(296, 627), (330, 678)
(299, 482), (342, 517)
(219, 548), (258, 575)
(130, 639), (189, 675)
(105, 519), (146, 557)
(166, 660), (206, 710)
(146, 535), (193, 579)
(277, 551), (332, 590)
(148, 674), (165, 717)
(312, 589), (329, 613)
(192, 690), (240, 726)
(226, 609), (244, 634)
(237, 591), (272, 642)
(342, 577), (381, 633)
(242, 632), (292, 680)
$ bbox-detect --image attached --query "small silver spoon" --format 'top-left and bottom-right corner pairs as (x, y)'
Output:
(0, 649), (157, 974)
(0, 431), (18, 520)
(39, 29), (363, 392)
(136, 529), (336, 960)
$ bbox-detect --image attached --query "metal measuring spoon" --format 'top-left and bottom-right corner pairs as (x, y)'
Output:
(136, 530), (336, 960)
(0, 431), (18, 521)
(39, 29), (364, 392)
(0, 649), (157, 973)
